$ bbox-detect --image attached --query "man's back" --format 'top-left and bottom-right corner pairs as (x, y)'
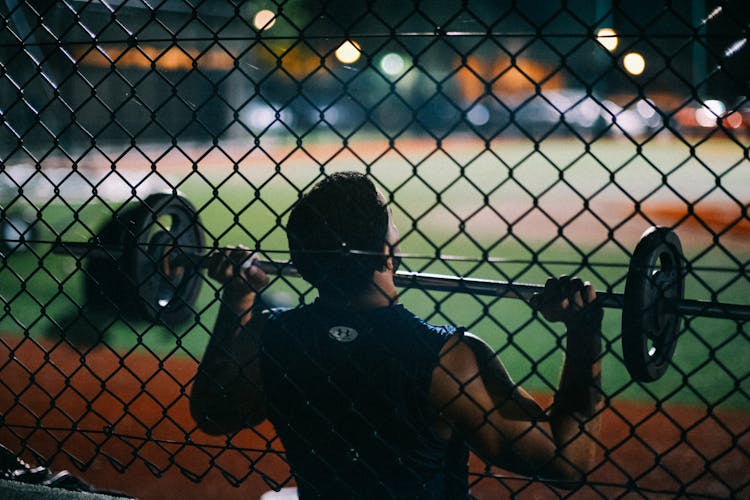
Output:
(260, 301), (457, 498)
(191, 173), (605, 497)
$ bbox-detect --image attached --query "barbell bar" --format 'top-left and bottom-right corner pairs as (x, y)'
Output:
(77, 245), (749, 321)
(50, 238), (750, 321)
(47, 223), (749, 322)
(22, 193), (750, 381)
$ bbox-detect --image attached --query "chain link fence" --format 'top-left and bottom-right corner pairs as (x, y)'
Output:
(1, 0), (748, 498)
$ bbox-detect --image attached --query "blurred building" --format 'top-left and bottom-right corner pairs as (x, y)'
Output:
(0, 0), (747, 157)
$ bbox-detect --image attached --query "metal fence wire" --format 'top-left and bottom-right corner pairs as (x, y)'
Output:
(0, 0), (749, 498)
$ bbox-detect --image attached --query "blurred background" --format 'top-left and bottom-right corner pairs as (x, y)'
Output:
(2, 0), (748, 153)
(0, 1), (748, 498)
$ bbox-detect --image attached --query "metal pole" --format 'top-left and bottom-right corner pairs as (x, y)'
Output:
(692, 0), (707, 90)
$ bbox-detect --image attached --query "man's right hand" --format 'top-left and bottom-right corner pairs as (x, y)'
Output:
(192, 246), (270, 433)
(431, 273), (606, 481)
(531, 275), (599, 329)
(206, 246), (270, 301)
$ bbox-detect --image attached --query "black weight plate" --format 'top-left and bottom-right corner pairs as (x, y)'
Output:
(140, 230), (184, 317)
(85, 202), (144, 316)
(125, 193), (204, 327)
(622, 226), (684, 382)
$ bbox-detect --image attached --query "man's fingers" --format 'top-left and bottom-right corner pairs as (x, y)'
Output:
(583, 283), (596, 304)
(207, 246), (254, 282)
(568, 277), (585, 310)
(220, 248), (240, 277)
(534, 275), (598, 323)
(240, 254), (270, 288)
(206, 251), (229, 281)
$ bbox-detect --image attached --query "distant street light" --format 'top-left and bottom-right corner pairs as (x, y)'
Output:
(695, 99), (725, 127)
(596, 28), (619, 52)
(253, 9), (276, 30)
(623, 52), (646, 75)
(335, 41), (361, 64)
(380, 53), (405, 76)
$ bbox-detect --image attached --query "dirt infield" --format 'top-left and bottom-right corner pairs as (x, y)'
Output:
(1, 336), (748, 499)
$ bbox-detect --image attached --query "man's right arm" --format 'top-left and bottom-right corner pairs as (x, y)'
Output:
(190, 248), (270, 435)
(430, 276), (603, 483)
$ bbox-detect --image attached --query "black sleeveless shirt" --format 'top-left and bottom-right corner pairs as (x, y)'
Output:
(260, 300), (463, 499)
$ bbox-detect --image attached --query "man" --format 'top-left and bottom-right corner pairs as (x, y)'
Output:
(190, 172), (604, 498)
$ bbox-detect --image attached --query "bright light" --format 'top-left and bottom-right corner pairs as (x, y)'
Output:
(380, 53), (405, 76)
(636, 99), (656, 119)
(253, 9), (276, 30)
(571, 99), (601, 127)
(466, 104), (490, 126)
(724, 112), (743, 129)
(695, 99), (726, 127)
(243, 103), (294, 131)
(635, 99), (661, 128)
(317, 107), (340, 125)
(335, 40), (361, 64)
(596, 28), (618, 52)
(623, 52), (646, 75)
(695, 109), (715, 127)
(704, 99), (726, 115)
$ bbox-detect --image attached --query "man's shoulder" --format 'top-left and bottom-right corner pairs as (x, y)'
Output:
(255, 301), (461, 342)
(394, 305), (462, 338)
(375, 306), (462, 356)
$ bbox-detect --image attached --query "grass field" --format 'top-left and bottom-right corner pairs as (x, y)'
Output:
(1, 134), (749, 498)
(2, 135), (748, 410)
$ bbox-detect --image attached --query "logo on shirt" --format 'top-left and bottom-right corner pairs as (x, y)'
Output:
(328, 326), (359, 343)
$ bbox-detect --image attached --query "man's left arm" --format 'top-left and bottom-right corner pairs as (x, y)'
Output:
(190, 248), (270, 435)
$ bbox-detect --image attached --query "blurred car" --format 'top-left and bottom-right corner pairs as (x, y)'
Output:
(0, 211), (37, 255)
(673, 98), (747, 135)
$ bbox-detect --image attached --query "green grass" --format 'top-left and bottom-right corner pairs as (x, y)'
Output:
(1, 136), (748, 410)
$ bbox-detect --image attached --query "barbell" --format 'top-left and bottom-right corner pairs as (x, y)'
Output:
(34, 193), (750, 382)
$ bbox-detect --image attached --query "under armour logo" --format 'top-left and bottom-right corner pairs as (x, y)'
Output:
(328, 326), (359, 343)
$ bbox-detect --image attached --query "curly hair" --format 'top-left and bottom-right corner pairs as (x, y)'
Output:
(286, 172), (390, 295)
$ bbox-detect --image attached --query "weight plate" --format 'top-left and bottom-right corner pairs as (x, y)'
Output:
(622, 226), (684, 382)
(126, 193), (205, 327)
(86, 193), (204, 327)
(85, 202), (143, 317)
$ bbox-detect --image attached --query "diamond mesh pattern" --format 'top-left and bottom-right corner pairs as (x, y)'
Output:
(0, 1), (748, 498)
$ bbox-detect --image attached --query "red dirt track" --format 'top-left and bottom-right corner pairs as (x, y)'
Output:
(1, 336), (748, 499)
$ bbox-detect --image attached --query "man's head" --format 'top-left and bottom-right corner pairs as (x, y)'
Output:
(287, 172), (397, 296)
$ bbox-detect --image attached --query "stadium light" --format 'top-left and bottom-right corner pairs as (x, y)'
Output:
(466, 104), (490, 126)
(253, 9), (276, 30)
(596, 28), (618, 52)
(335, 40), (361, 64)
(380, 53), (405, 76)
(623, 52), (646, 75)
(695, 99), (725, 127)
